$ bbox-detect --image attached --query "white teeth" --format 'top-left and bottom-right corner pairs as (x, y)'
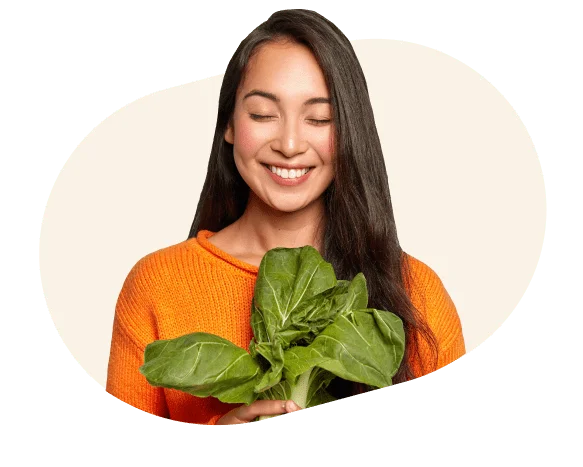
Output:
(268, 165), (311, 179)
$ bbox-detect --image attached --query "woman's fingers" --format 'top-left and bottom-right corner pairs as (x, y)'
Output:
(217, 399), (302, 424)
(236, 399), (299, 421)
(284, 400), (302, 413)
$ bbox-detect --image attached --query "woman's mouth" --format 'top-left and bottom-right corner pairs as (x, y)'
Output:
(261, 163), (314, 186)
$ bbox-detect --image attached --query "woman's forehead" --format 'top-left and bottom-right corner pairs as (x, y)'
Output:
(238, 41), (330, 103)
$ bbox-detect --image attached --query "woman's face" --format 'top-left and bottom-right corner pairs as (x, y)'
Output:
(225, 40), (335, 214)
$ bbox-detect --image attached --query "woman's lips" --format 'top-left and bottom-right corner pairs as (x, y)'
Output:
(262, 164), (314, 186)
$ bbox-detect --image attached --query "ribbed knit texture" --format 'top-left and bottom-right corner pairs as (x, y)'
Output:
(106, 229), (465, 424)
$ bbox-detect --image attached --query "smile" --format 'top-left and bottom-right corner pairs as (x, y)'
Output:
(261, 163), (314, 186)
(265, 164), (312, 179)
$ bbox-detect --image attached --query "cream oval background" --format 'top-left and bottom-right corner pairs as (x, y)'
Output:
(39, 39), (546, 387)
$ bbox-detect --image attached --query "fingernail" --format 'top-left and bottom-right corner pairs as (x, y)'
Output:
(287, 400), (302, 413)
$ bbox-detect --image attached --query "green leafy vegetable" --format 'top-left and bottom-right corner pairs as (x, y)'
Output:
(140, 333), (261, 405)
(139, 245), (406, 415)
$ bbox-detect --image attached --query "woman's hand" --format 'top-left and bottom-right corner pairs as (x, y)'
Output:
(216, 400), (301, 424)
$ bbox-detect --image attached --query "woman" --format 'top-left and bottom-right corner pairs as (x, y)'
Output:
(106, 9), (465, 425)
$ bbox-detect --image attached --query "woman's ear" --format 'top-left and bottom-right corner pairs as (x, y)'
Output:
(224, 123), (234, 144)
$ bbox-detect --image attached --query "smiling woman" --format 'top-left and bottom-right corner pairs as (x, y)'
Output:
(106, 8), (465, 425)
(224, 39), (336, 219)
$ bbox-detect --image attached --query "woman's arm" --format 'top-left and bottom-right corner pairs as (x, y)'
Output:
(406, 254), (466, 374)
(431, 274), (466, 370)
(106, 258), (170, 418)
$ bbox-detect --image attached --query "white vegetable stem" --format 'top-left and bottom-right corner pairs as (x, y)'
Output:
(290, 367), (312, 409)
(258, 368), (312, 421)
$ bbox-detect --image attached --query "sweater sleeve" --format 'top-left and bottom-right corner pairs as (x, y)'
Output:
(405, 254), (466, 375)
(434, 284), (466, 370)
(106, 257), (170, 419)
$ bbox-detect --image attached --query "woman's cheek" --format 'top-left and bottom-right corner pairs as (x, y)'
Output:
(236, 120), (266, 157)
(312, 128), (335, 163)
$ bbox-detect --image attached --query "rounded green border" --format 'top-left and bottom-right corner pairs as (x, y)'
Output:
(32, 32), (552, 432)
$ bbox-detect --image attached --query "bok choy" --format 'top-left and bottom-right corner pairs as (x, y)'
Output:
(139, 245), (405, 413)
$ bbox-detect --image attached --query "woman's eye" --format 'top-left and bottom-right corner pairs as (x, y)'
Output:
(249, 114), (331, 125)
(250, 114), (273, 121)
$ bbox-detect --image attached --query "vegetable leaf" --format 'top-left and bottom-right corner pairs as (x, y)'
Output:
(140, 333), (261, 405)
(283, 309), (405, 388)
(254, 246), (337, 341)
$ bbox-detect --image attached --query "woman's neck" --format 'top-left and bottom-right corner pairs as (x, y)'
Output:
(231, 193), (326, 258)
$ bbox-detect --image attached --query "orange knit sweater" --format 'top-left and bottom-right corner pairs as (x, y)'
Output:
(106, 230), (465, 424)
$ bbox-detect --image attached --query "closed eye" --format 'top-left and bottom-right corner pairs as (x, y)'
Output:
(249, 114), (331, 125)
(250, 114), (274, 121)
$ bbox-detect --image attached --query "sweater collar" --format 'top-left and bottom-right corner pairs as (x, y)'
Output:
(196, 229), (259, 275)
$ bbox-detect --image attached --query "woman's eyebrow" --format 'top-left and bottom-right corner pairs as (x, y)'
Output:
(304, 96), (331, 106)
(243, 89), (331, 106)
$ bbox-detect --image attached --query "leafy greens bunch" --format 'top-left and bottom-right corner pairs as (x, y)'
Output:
(139, 245), (406, 413)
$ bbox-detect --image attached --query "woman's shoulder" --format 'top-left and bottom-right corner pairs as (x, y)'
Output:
(401, 252), (444, 296)
(122, 239), (196, 287)
(401, 252), (466, 371)
(401, 251), (452, 310)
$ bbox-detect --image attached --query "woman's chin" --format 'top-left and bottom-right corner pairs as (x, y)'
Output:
(269, 204), (306, 214)
(265, 198), (311, 214)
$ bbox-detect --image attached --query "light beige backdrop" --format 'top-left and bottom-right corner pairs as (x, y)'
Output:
(39, 39), (546, 387)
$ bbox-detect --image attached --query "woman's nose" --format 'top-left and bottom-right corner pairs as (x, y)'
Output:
(271, 119), (309, 157)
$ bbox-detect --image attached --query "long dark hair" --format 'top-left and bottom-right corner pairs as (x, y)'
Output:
(187, 9), (438, 394)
